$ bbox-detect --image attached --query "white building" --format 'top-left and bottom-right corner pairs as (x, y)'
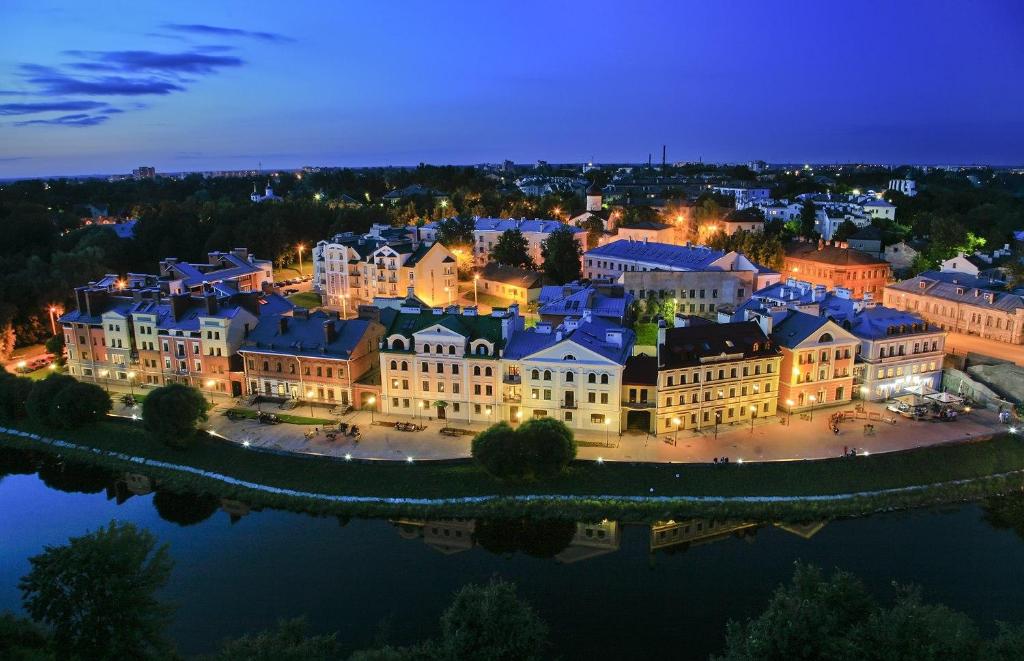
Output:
(888, 179), (918, 197)
(418, 217), (585, 267)
(711, 186), (771, 210)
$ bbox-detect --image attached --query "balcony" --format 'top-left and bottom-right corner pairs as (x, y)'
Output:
(560, 401), (578, 410)
(503, 394), (522, 403)
(503, 374), (521, 384)
(624, 399), (655, 409)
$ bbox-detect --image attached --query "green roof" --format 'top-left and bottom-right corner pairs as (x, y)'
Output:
(384, 309), (506, 349)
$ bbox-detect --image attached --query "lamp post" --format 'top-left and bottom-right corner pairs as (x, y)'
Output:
(417, 400), (424, 427)
(808, 394), (817, 422)
(341, 294), (348, 319)
(671, 416), (681, 446)
(444, 286), (452, 306)
(473, 275), (480, 308)
(127, 371), (136, 398)
(99, 369), (109, 393)
(604, 418), (611, 447)
(786, 399), (794, 425)
(296, 244), (305, 276)
(367, 395), (376, 423)
(47, 305), (61, 336)
(486, 406), (492, 426)
(306, 388), (316, 418)
(515, 410), (523, 425)
(206, 379), (217, 410)
(749, 405), (757, 434)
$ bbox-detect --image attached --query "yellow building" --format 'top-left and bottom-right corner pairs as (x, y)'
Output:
(655, 319), (782, 434)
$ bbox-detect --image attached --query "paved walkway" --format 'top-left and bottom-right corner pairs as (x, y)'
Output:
(159, 395), (1011, 464)
(946, 332), (1024, 367)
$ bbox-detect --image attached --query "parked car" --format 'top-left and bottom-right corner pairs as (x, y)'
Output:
(285, 288), (299, 294)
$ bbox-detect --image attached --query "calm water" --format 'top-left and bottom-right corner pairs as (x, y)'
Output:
(2, 449), (1024, 660)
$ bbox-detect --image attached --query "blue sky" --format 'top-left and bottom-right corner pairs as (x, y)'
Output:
(1, 0), (1023, 177)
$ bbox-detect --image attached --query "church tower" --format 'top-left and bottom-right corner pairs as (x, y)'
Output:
(586, 181), (602, 212)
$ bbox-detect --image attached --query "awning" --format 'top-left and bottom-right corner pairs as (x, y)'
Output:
(926, 392), (964, 405)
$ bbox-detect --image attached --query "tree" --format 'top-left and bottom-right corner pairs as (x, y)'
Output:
(152, 489), (220, 527)
(19, 521), (174, 660)
(0, 612), (54, 660)
(205, 617), (343, 661)
(50, 381), (110, 429)
(490, 229), (533, 268)
(540, 227), (582, 285)
(471, 419), (576, 480)
(143, 382), (208, 448)
(799, 199), (818, 238)
(436, 214), (476, 249)
(44, 333), (65, 365)
(437, 579), (548, 661)
(0, 373), (34, 422)
(24, 374), (76, 426)
(856, 586), (980, 661)
(832, 219), (860, 242)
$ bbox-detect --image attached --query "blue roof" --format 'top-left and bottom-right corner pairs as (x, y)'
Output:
(242, 310), (374, 359)
(504, 316), (634, 364)
(820, 297), (932, 340)
(585, 240), (726, 270)
(422, 217), (583, 235)
(771, 311), (833, 349)
(537, 284), (632, 320)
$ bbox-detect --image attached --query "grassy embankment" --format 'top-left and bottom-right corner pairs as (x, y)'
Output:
(224, 407), (333, 426)
(3, 418), (1024, 521)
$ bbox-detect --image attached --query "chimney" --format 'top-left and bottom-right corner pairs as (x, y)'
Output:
(323, 319), (337, 344)
(279, 316), (289, 334)
(605, 329), (623, 347)
(294, 307), (310, 319)
(357, 305), (380, 323)
(204, 292), (218, 315)
(169, 293), (190, 321)
(74, 286), (89, 313)
(656, 317), (667, 366)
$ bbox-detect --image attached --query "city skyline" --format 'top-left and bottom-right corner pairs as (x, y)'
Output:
(2, 0), (1024, 178)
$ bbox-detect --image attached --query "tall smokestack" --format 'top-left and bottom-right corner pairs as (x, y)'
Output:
(662, 145), (666, 167)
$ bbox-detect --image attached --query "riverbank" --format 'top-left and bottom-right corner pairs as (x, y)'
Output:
(3, 419), (1024, 521)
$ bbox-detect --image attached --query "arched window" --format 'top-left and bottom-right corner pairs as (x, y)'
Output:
(564, 354), (576, 361)
(543, 370), (552, 381)
(751, 343), (759, 352)
(476, 345), (488, 356)
(588, 373), (596, 383)
(566, 371), (574, 382)
(818, 332), (834, 343)
(473, 366), (481, 376)
(436, 344), (444, 354)
(390, 360), (397, 370)
(401, 361), (408, 371)
(485, 367), (492, 377)
(448, 345), (456, 355)
(532, 369), (540, 380)
(262, 361), (269, 371)
(391, 338), (405, 351)
(600, 374), (609, 384)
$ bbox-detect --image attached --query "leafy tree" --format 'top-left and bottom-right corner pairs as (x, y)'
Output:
(142, 382), (208, 448)
(205, 617), (343, 661)
(19, 521), (174, 660)
(50, 381), (110, 429)
(490, 229), (533, 268)
(24, 374), (76, 426)
(856, 586), (980, 661)
(540, 227), (583, 285)
(832, 219), (861, 242)
(437, 579), (548, 661)
(799, 199), (818, 238)
(0, 612), (54, 661)
(0, 373), (34, 422)
(471, 418), (576, 480)
(983, 622), (1024, 661)
(436, 214), (476, 249)
(152, 489), (220, 527)
(44, 333), (65, 365)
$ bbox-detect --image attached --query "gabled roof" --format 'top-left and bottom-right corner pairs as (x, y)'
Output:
(784, 242), (889, 266)
(504, 316), (634, 365)
(480, 262), (543, 289)
(241, 310), (375, 360)
(660, 321), (778, 369)
(887, 271), (1024, 312)
(537, 284), (631, 320)
(771, 311), (854, 349)
(383, 309), (505, 348)
(623, 354), (658, 385)
(586, 240), (727, 270)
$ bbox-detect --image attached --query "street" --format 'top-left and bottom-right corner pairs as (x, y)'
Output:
(946, 332), (1024, 367)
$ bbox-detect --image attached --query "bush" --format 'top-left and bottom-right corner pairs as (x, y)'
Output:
(471, 419), (576, 480)
(142, 383), (208, 448)
(438, 579), (548, 661)
(50, 381), (111, 428)
(0, 372), (35, 422)
(24, 374), (76, 426)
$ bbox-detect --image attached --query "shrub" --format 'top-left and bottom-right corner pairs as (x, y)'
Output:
(471, 418), (576, 480)
(142, 383), (208, 448)
(0, 372), (35, 422)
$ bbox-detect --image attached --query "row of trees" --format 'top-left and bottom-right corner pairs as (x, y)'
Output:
(471, 418), (577, 480)
(0, 372), (110, 429)
(1, 520), (549, 660)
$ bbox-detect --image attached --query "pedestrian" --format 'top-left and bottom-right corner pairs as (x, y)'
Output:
(843, 445), (848, 456)
(713, 457), (718, 464)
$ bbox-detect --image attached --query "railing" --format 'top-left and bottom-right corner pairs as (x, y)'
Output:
(502, 394), (522, 403)
(560, 401), (577, 409)
(625, 400), (655, 409)
(503, 374), (521, 384)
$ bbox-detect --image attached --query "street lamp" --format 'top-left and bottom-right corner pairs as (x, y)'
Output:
(127, 371), (136, 398)
(515, 410), (523, 425)
(786, 399), (794, 425)
(444, 286), (452, 306)
(341, 294), (348, 319)
(306, 388), (316, 418)
(604, 418), (611, 447)
(473, 274), (480, 308)
(99, 369), (109, 393)
(417, 400), (424, 427)
(296, 244), (305, 276)
(47, 305), (62, 336)
(486, 406), (492, 425)
(808, 394), (817, 422)
(749, 405), (757, 434)
(206, 379), (217, 409)
(671, 416), (681, 446)
(367, 395), (376, 423)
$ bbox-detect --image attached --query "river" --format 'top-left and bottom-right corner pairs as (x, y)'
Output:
(2, 448), (1024, 659)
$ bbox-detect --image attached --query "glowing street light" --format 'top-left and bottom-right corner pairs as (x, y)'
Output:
(306, 388), (316, 418)
(127, 371), (136, 398)
(47, 304), (63, 336)
(749, 405), (757, 434)
(515, 410), (523, 424)
(604, 417), (612, 447)
(296, 244), (305, 276)
(671, 416), (681, 446)
(417, 400), (425, 427)
(786, 399), (794, 425)
(99, 369), (110, 393)
(808, 394), (817, 422)
(206, 379), (217, 409)
(473, 274), (480, 308)
(444, 286), (452, 306)
(367, 395), (376, 423)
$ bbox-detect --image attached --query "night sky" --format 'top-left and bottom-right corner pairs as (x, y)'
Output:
(1, 0), (1023, 177)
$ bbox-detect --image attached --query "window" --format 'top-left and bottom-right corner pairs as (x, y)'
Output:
(588, 373), (596, 384)
(532, 369), (540, 380)
(448, 345), (456, 355)
(422, 381), (429, 391)
(544, 370), (552, 381)
(566, 372), (574, 382)
(485, 367), (492, 377)
(600, 393), (608, 404)
(473, 366), (481, 376)
(452, 365), (459, 375)
(591, 414), (606, 424)
(390, 360), (397, 370)
(600, 374), (609, 384)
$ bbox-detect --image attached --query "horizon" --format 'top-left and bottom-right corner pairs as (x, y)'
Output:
(2, 0), (1024, 178)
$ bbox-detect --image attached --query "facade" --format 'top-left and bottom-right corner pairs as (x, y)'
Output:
(884, 271), (1024, 344)
(378, 305), (522, 424)
(503, 313), (635, 433)
(238, 308), (385, 406)
(315, 232), (456, 311)
(418, 217), (586, 268)
(584, 239), (773, 283)
(622, 355), (657, 432)
(888, 179), (918, 197)
(862, 198), (897, 221)
(653, 320), (782, 433)
(711, 186), (771, 210)
(158, 248), (273, 295)
(884, 240), (923, 272)
(477, 263), (543, 306)
(768, 311), (859, 411)
(612, 221), (677, 244)
(783, 240), (891, 298)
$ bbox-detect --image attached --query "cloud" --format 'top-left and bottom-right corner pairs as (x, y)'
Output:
(15, 113), (110, 127)
(19, 65), (185, 96)
(161, 22), (294, 43)
(0, 100), (108, 115)
(62, 49), (244, 75)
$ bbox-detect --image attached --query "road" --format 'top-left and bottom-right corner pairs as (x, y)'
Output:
(945, 332), (1024, 367)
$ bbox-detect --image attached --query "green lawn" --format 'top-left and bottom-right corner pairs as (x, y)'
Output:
(634, 322), (659, 346)
(226, 407), (333, 426)
(287, 291), (322, 309)
(4, 419), (1023, 502)
(274, 261), (313, 280)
